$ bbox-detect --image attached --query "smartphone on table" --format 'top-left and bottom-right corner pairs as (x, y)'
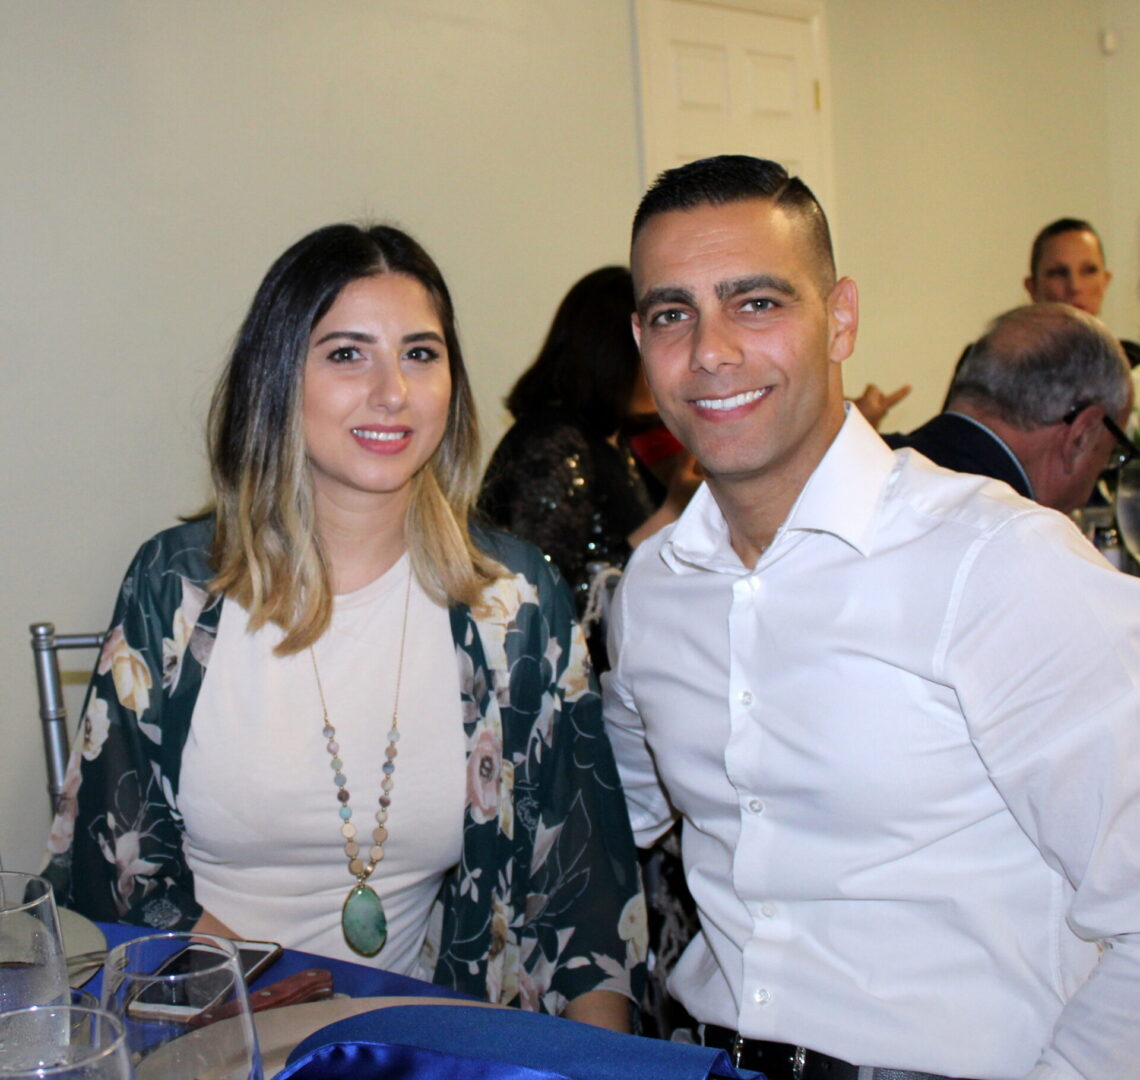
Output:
(126, 938), (282, 1021)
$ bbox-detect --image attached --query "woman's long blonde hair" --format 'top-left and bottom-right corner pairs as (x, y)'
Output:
(207, 223), (500, 654)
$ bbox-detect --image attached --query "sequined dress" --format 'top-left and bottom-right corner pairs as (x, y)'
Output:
(478, 411), (654, 669)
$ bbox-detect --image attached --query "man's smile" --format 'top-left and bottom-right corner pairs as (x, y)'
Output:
(692, 387), (769, 411)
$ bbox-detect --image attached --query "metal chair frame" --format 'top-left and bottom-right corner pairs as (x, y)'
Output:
(29, 622), (107, 814)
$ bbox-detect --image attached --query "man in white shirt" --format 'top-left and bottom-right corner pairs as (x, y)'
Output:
(603, 155), (1140, 1080)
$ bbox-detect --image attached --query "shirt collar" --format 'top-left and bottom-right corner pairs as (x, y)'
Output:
(661, 405), (895, 574)
(784, 404), (896, 556)
(941, 411), (1036, 499)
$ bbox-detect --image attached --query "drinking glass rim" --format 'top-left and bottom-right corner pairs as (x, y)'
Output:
(0, 871), (54, 916)
(0, 1003), (127, 1076)
(104, 930), (240, 982)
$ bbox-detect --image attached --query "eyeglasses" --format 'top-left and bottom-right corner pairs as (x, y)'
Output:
(1061, 402), (1139, 471)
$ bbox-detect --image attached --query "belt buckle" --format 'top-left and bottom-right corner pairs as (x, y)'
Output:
(792, 1045), (807, 1079)
(730, 1032), (745, 1068)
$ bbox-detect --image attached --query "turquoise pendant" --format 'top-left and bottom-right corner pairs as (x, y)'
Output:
(342, 883), (388, 957)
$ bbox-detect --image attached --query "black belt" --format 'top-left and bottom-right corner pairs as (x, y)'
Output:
(701, 1024), (973, 1080)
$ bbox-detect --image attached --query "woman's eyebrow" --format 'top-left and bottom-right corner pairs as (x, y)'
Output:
(312, 329), (377, 346)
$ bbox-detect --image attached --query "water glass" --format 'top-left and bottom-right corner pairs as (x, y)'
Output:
(1115, 459), (1140, 564)
(0, 1004), (132, 1079)
(0, 873), (68, 1012)
(101, 933), (261, 1080)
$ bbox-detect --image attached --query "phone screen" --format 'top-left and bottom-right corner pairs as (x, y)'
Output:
(131, 945), (238, 1009)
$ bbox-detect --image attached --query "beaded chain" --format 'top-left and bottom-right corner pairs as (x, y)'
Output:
(308, 566), (411, 955)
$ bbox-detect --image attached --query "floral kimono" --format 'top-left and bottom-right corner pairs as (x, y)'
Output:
(44, 517), (646, 1014)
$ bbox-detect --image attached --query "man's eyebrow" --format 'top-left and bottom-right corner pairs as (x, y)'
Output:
(716, 274), (797, 301)
(637, 286), (695, 317)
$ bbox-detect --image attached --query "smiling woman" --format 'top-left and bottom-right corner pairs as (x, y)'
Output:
(41, 223), (645, 1032)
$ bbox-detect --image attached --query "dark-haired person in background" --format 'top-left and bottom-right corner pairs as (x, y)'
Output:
(478, 266), (700, 672)
(44, 223), (644, 1030)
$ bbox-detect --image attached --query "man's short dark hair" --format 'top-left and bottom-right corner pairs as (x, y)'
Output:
(949, 304), (1130, 430)
(631, 155), (836, 291)
(1029, 218), (1106, 278)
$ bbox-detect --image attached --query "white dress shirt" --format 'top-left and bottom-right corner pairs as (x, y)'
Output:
(603, 408), (1140, 1080)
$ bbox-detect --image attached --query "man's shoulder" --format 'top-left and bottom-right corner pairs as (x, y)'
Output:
(888, 446), (1054, 541)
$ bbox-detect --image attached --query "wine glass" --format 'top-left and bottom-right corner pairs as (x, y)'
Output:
(0, 873), (69, 1012)
(101, 933), (262, 1080)
(0, 1004), (132, 1079)
(1114, 459), (1140, 566)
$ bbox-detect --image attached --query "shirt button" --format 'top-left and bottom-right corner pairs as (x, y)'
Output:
(747, 798), (765, 814)
(740, 690), (753, 705)
(753, 988), (771, 1005)
(761, 903), (777, 918)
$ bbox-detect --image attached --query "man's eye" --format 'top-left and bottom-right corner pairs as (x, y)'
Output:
(742, 298), (777, 312)
(650, 309), (688, 326)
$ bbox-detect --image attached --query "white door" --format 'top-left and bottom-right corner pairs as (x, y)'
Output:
(636, 0), (835, 215)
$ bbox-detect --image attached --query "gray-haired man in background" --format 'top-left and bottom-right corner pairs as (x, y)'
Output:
(888, 303), (1134, 512)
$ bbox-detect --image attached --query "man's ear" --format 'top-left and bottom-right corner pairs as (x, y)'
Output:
(828, 277), (859, 364)
(631, 311), (642, 351)
(1059, 404), (1102, 473)
(1024, 275), (1040, 302)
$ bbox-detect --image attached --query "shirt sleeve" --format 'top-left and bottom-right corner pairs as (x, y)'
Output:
(942, 510), (1140, 1079)
(601, 554), (679, 848)
(42, 538), (202, 931)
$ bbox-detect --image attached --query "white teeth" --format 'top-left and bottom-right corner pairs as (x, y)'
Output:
(694, 388), (766, 411)
(353, 428), (406, 442)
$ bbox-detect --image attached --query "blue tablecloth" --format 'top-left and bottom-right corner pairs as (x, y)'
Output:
(91, 921), (474, 1003)
(91, 923), (756, 1080)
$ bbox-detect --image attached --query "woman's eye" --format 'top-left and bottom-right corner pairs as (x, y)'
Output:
(406, 346), (441, 363)
(328, 346), (361, 363)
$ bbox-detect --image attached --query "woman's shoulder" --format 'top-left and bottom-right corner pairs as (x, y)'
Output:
(126, 515), (216, 585)
(469, 526), (582, 620)
(471, 524), (556, 583)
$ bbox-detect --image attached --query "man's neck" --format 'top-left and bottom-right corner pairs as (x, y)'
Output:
(707, 461), (815, 570)
(706, 409), (848, 569)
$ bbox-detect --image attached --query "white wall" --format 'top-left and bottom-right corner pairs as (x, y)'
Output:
(827, 0), (1133, 431)
(3, 0), (1137, 870)
(0, 0), (643, 869)
(1103, 0), (1140, 342)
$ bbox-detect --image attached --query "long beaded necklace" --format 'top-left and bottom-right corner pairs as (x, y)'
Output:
(309, 566), (412, 958)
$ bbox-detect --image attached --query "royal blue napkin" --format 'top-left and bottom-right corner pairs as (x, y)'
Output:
(274, 1004), (759, 1080)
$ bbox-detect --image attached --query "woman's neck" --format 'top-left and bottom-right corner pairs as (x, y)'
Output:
(313, 487), (409, 594)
